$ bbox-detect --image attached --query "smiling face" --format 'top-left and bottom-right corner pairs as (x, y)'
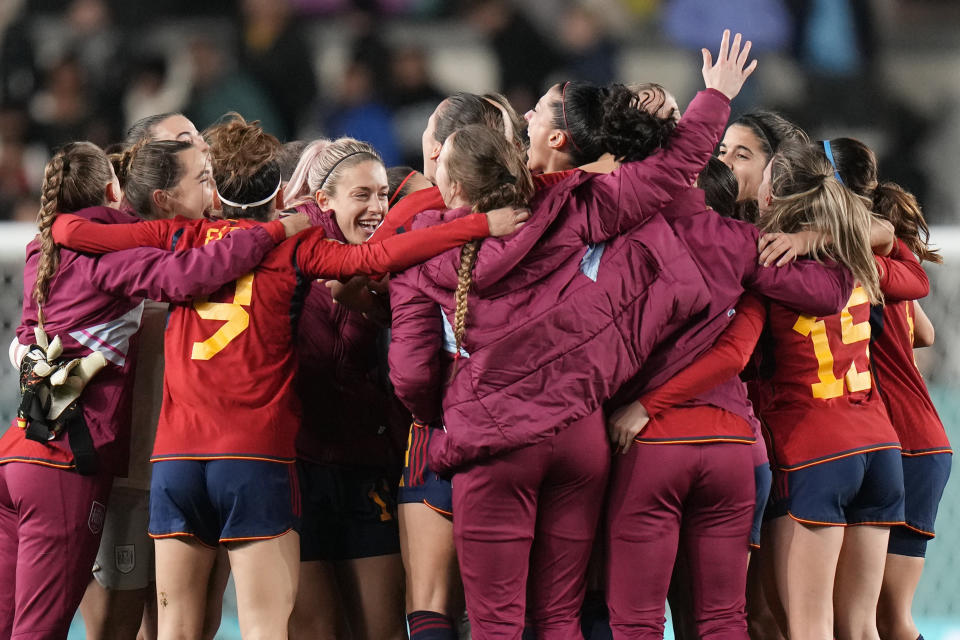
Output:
(319, 160), (389, 244)
(524, 84), (567, 173)
(718, 124), (770, 203)
(163, 145), (215, 219)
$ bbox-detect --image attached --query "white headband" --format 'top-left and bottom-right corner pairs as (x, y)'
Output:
(217, 177), (282, 210)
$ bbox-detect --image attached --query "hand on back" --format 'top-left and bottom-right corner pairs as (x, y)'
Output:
(486, 206), (530, 237)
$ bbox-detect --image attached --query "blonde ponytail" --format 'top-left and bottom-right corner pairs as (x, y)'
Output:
(763, 143), (882, 304)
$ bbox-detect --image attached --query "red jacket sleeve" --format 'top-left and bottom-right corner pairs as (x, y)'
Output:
(370, 187), (447, 242)
(639, 294), (766, 416)
(52, 214), (180, 251)
(297, 212), (489, 280)
(52, 214), (288, 253)
(387, 267), (445, 423)
(579, 89), (731, 243)
(875, 238), (929, 302)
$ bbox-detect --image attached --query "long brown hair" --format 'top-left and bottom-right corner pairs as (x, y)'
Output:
(761, 142), (882, 304)
(824, 137), (941, 264)
(444, 124), (534, 371)
(34, 142), (114, 325)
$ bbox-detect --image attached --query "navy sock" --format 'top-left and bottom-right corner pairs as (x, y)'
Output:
(407, 610), (457, 640)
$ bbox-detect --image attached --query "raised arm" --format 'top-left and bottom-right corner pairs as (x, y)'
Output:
(876, 238), (929, 302)
(579, 30), (755, 242)
(297, 210), (524, 280)
(388, 268), (445, 423)
(89, 225), (278, 302)
(607, 294), (766, 454)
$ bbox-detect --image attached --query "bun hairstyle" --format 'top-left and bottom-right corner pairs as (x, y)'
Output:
(823, 137), (941, 264)
(34, 141), (114, 325)
(762, 142), (882, 304)
(434, 92), (526, 150)
(204, 113), (282, 221)
(697, 157), (739, 219)
(550, 81), (677, 167)
(120, 139), (193, 219)
(627, 82), (678, 121)
(445, 124), (534, 371)
(284, 137), (383, 209)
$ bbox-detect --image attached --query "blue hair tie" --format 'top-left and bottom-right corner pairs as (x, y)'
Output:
(822, 140), (844, 185)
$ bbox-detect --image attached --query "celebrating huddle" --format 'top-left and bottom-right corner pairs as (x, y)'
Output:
(0, 30), (949, 640)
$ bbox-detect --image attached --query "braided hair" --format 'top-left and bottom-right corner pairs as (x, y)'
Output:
(34, 142), (114, 325)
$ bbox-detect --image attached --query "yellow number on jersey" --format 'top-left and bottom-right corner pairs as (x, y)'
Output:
(190, 273), (254, 361)
(792, 286), (872, 399)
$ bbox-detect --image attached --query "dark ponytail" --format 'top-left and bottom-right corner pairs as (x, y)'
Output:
(826, 137), (941, 264)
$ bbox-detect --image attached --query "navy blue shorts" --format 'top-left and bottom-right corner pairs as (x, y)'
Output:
(769, 448), (905, 526)
(149, 459), (301, 547)
(397, 421), (452, 516)
(888, 452), (952, 558)
(750, 463), (772, 548)
(298, 461), (400, 562)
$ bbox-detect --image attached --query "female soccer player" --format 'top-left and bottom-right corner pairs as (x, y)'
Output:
(0, 140), (297, 639)
(283, 138), (408, 640)
(751, 142), (903, 640)
(79, 112), (239, 640)
(50, 116), (526, 639)
(819, 137), (950, 640)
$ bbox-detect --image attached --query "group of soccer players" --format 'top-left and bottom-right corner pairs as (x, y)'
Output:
(0, 29), (950, 640)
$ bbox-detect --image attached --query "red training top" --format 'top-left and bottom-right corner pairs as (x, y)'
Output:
(760, 285), (899, 470)
(871, 240), (950, 455)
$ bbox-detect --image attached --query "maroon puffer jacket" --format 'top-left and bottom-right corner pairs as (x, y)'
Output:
(389, 89), (730, 473)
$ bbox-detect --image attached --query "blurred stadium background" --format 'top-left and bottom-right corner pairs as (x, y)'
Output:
(0, 0), (958, 637)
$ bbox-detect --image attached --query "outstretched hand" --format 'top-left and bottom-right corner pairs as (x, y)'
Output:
(702, 30), (758, 101)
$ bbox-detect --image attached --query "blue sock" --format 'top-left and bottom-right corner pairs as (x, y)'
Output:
(407, 610), (457, 640)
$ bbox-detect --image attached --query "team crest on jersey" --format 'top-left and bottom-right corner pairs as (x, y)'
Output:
(115, 544), (136, 574)
(88, 501), (106, 534)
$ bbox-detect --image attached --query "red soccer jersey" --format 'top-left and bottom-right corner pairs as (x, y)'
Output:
(759, 286), (900, 470)
(52, 212), (491, 461)
(872, 301), (950, 455)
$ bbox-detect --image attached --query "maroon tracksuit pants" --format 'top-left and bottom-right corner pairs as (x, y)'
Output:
(452, 410), (611, 640)
(605, 442), (754, 640)
(0, 462), (112, 639)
